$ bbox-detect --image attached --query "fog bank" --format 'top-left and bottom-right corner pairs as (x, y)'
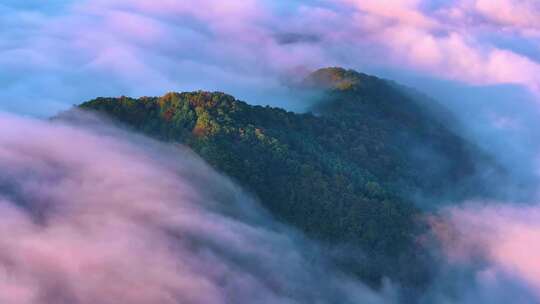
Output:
(0, 113), (392, 304)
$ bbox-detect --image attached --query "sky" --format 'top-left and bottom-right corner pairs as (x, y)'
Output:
(2, 0), (540, 116)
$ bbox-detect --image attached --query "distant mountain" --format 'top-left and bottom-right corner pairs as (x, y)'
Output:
(71, 67), (501, 291)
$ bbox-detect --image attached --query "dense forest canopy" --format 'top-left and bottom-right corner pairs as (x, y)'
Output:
(73, 67), (501, 289)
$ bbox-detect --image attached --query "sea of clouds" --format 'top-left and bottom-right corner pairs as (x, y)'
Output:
(0, 113), (398, 304)
(0, 112), (540, 303)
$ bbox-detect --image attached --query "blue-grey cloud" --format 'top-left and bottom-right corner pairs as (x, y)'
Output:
(2, 0), (540, 116)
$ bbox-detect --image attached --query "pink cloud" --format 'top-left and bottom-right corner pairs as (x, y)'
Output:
(333, 0), (540, 93)
(0, 113), (391, 303)
(434, 203), (540, 299)
(342, 0), (437, 29)
(79, 0), (267, 33)
(3, 0), (540, 115)
(469, 0), (540, 33)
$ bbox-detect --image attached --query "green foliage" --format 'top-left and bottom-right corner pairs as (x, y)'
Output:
(76, 69), (496, 288)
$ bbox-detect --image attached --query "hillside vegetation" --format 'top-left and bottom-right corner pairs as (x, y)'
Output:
(75, 68), (498, 288)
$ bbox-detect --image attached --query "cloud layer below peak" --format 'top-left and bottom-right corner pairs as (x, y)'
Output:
(0, 112), (394, 304)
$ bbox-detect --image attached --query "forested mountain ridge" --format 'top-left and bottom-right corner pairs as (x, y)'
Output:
(72, 67), (500, 289)
(303, 68), (498, 202)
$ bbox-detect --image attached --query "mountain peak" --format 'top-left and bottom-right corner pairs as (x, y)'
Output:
(304, 67), (380, 90)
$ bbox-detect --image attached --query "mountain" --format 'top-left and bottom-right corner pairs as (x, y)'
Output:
(303, 68), (499, 203)
(71, 67), (501, 291)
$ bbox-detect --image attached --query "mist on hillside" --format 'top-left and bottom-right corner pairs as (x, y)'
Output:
(0, 112), (399, 304)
